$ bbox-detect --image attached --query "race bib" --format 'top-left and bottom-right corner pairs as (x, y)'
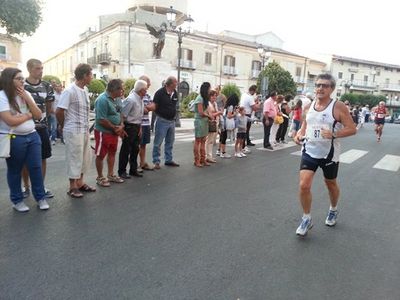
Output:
(377, 113), (385, 118)
(306, 124), (330, 141)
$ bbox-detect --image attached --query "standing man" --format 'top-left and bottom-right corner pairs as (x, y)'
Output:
(118, 80), (147, 178)
(49, 83), (63, 144)
(294, 74), (356, 236)
(372, 101), (389, 142)
(240, 84), (259, 149)
(22, 59), (54, 199)
(152, 76), (180, 169)
(138, 75), (155, 171)
(94, 79), (126, 187)
(56, 64), (96, 198)
(262, 91), (277, 150)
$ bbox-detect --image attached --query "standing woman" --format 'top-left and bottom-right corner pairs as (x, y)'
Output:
(0, 68), (49, 212)
(193, 82), (211, 167)
(205, 89), (222, 163)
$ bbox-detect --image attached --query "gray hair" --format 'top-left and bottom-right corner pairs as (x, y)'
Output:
(134, 79), (147, 93)
(316, 73), (336, 89)
(138, 75), (151, 86)
(106, 79), (123, 93)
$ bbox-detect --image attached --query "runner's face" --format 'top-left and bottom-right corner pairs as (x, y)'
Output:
(315, 80), (333, 101)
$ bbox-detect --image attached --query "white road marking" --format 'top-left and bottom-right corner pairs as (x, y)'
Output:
(339, 149), (369, 164)
(373, 155), (400, 172)
(291, 150), (302, 156)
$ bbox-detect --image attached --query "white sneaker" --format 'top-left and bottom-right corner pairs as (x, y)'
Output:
(38, 199), (50, 210)
(242, 148), (251, 154)
(240, 152), (247, 157)
(216, 150), (221, 156)
(13, 201), (30, 212)
(235, 152), (243, 158)
(220, 152), (231, 158)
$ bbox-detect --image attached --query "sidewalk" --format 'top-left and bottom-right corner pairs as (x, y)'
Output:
(176, 118), (194, 132)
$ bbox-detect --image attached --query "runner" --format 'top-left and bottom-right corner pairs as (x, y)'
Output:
(372, 101), (389, 142)
(294, 73), (357, 236)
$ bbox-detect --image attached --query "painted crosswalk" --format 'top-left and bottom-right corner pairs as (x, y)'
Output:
(373, 155), (400, 172)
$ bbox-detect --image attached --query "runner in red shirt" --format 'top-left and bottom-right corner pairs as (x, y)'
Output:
(372, 101), (388, 142)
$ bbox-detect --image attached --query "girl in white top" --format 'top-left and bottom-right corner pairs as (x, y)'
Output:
(0, 68), (48, 212)
(205, 89), (222, 163)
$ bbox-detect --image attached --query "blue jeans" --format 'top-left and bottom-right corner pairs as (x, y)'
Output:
(6, 132), (45, 204)
(152, 117), (175, 164)
(48, 114), (57, 141)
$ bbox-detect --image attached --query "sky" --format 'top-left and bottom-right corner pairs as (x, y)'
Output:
(21, 0), (400, 67)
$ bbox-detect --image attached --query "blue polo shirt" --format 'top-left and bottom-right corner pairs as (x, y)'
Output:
(94, 92), (122, 134)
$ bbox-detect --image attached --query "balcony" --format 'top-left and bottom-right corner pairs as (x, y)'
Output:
(294, 76), (306, 84)
(97, 53), (111, 65)
(87, 56), (97, 65)
(223, 66), (238, 76)
(250, 69), (261, 79)
(349, 80), (377, 91)
(380, 83), (400, 92)
(0, 53), (8, 60)
(176, 59), (196, 70)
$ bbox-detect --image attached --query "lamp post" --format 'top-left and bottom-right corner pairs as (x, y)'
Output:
(166, 6), (194, 127)
(257, 45), (271, 99)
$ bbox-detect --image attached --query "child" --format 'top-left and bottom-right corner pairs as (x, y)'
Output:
(235, 107), (248, 158)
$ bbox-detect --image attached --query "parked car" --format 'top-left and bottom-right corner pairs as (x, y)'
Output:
(393, 116), (400, 124)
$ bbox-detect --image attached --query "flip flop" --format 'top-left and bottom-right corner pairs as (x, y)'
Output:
(78, 184), (96, 192)
(67, 188), (84, 198)
(141, 163), (154, 171)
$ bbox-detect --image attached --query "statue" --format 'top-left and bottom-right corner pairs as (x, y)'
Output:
(145, 22), (167, 59)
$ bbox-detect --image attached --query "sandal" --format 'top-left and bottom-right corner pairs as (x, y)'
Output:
(96, 177), (111, 187)
(107, 175), (124, 183)
(78, 184), (96, 192)
(67, 188), (84, 198)
(141, 163), (154, 171)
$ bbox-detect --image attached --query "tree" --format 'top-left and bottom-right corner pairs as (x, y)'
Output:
(221, 83), (241, 99)
(123, 79), (136, 97)
(0, 0), (42, 36)
(258, 61), (297, 96)
(42, 75), (61, 85)
(88, 79), (106, 109)
(341, 93), (385, 107)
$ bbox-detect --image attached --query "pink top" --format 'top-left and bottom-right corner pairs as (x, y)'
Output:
(263, 97), (277, 119)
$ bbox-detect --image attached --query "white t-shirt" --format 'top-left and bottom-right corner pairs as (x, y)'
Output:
(0, 90), (35, 135)
(57, 83), (90, 134)
(240, 93), (255, 115)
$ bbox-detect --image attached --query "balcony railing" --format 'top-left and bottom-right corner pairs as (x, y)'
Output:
(223, 66), (238, 76)
(380, 83), (400, 92)
(87, 56), (97, 65)
(176, 59), (196, 70)
(350, 80), (377, 89)
(97, 53), (111, 65)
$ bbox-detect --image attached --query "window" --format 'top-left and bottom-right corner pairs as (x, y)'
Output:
(224, 55), (235, 67)
(364, 75), (368, 82)
(252, 60), (261, 71)
(338, 72), (343, 79)
(350, 74), (354, 81)
(181, 48), (193, 61)
(386, 78), (390, 84)
(205, 52), (212, 65)
(0, 45), (6, 59)
(296, 66), (302, 77)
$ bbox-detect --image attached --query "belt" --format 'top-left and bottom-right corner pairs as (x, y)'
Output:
(124, 123), (140, 127)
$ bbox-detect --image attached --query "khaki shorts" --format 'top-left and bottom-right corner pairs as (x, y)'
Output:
(64, 131), (92, 179)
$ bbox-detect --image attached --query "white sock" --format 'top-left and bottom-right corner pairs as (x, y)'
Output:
(330, 206), (337, 211)
(303, 213), (311, 219)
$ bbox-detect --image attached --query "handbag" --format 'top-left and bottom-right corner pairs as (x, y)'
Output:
(274, 115), (284, 124)
(208, 120), (217, 132)
(0, 133), (12, 158)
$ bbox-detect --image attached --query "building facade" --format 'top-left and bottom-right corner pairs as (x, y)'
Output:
(0, 33), (22, 71)
(43, 2), (326, 96)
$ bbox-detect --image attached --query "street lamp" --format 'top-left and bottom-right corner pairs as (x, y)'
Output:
(257, 45), (271, 69)
(166, 5), (194, 127)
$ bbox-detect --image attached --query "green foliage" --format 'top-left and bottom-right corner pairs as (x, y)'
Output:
(340, 93), (385, 107)
(99, 79), (107, 88)
(42, 75), (61, 85)
(258, 61), (297, 96)
(180, 92), (198, 118)
(123, 79), (136, 97)
(221, 83), (241, 99)
(88, 79), (106, 109)
(0, 0), (42, 36)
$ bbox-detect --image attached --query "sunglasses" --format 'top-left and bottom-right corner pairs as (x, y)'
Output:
(315, 83), (332, 89)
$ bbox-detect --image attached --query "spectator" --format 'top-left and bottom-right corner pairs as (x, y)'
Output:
(94, 79), (126, 186)
(262, 91), (277, 150)
(276, 95), (292, 143)
(206, 89), (222, 163)
(218, 94), (240, 158)
(234, 106), (248, 158)
(56, 64), (96, 198)
(240, 84), (259, 149)
(0, 68), (49, 211)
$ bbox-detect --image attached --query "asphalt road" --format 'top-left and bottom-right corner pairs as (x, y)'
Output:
(1, 122), (399, 300)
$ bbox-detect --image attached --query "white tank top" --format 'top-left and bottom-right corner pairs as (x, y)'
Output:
(303, 99), (342, 161)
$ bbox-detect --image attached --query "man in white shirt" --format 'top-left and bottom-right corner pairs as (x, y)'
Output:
(240, 85), (259, 148)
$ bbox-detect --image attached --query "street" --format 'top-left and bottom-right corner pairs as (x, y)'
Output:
(1, 122), (400, 300)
